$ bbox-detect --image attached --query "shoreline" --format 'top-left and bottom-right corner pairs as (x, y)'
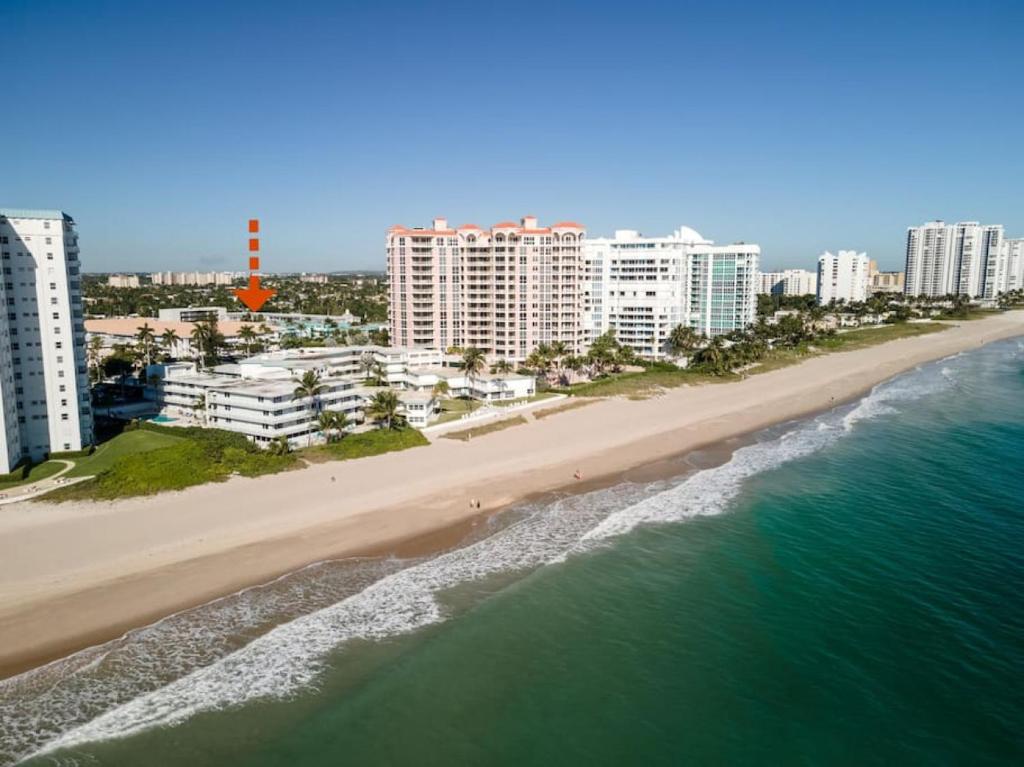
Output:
(1, 312), (1022, 680)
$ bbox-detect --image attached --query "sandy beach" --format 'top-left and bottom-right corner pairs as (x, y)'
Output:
(1, 311), (1022, 679)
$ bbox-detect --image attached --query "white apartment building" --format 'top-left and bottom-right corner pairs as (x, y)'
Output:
(150, 271), (240, 286)
(982, 237), (1024, 299)
(1002, 239), (1024, 293)
(107, 274), (140, 288)
(387, 216), (585, 361)
(817, 250), (870, 305)
(903, 221), (1006, 298)
(759, 269), (818, 296)
(583, 227), (760, 359)
(156, 345), (535, 442)
(0, 209), (93, 470)
(158, 306), (228, 323)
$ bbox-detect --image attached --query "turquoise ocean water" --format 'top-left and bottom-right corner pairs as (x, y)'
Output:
(4, 337), (1023, 766)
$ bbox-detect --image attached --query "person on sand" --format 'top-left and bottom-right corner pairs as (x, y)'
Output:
(574, 469), (582, 481)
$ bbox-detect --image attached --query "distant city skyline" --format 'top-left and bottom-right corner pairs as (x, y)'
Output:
(7, 0), (1023, 273)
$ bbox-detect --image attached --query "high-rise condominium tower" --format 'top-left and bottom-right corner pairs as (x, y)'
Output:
(386, 216), (585, 361)
(817, 250), (870, 305)
(904, 221), (1005, 298)
(0, 209), (93, 470)
(583, 227), (760, 359)
(759, 269), (818, 297)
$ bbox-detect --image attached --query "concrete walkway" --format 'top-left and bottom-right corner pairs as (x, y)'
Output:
(0, 461), (93, 506)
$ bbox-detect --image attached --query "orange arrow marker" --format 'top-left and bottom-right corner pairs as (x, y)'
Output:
(234, 218), (276, 311)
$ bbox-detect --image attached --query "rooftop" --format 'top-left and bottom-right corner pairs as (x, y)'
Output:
(0, 208), (73, 223)
(86, 318), (253, 338)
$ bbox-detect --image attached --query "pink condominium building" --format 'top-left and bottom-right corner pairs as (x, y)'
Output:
(386, 216), (585, 361)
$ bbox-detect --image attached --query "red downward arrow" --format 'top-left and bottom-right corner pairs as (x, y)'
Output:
(234, 274), (276, 312)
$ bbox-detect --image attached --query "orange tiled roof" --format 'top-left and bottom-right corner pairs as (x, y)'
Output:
(552, 221), (584, 229)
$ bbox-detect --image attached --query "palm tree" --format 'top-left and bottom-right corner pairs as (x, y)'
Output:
(135, 322), (156, 366)
(190, 324), (206, 369)
(192, 393), (207, 425)
(366, 389), (405, 430)
(267, 435), (291, 456)
(461, 347), (487, 405)
(490, 359), (513, 375)
(87, 335), (104, 383)
(238, 324), (257, 355)
(318, 410), (350, 443)
(293, 370), (328, 414)
(548, 340), (568, 380)
(694, 336), (729, 375)
(666, 324), (700, 358)
(161, 328), (180, 358)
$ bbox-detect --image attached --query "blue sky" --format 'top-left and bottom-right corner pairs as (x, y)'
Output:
(5, 0), (1023, 272)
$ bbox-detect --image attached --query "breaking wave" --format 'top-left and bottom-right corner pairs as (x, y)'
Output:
(3, 350), (984, 765)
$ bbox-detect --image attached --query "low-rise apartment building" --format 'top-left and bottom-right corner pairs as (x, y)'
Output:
(155, 345), (535, 443)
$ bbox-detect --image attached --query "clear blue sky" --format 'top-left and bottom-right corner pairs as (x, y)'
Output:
(5, 0), (1023, 272)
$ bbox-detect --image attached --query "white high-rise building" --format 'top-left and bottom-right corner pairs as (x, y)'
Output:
(904, 221), (1005, 298)
(759, 269), (818, 297)
(1004, 239), (1024, 293)
(817, 250), (870, 305)
(0, 209), (93, 471)
(107, 274), (140, 288)
(583, 226), (759, 359)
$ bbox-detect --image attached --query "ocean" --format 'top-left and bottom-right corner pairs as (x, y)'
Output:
(4, 337), (1023, 766)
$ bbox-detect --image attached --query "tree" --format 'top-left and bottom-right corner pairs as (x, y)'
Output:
(161, 328), (180, 358)
(293, 370), (328, 414)
(238, 324), (257, 355)
(318, 410), (350, 443)
(490, 359), (513, 375)
(693, 336), (730, 375)
(432, 379), (450, 400)
(461, 347), (487, 403)
(87, 335), (104, 383)
(191, 393), (207, 425)
(666, 325), (701, 357)
(366, 389), (405, 430)
(190, 319), (224, 370)
(267, 435), (291, 456)
(135, 322), (156, 366)
(102, 355), (135, 396)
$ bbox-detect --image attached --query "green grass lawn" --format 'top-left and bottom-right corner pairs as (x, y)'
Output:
(441, 416), (528, 441)
(303, 427), (429, 462)
(0, 460), (67, 492)
(64, 429), (186, 478)
(554, 368), (723, 399)
(48, 425), (297, 501)
(434, 398), (478, 425)
(816, 321), (948, 351)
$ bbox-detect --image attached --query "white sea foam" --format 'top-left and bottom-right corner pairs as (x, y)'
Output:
(11, 359), (962, 764)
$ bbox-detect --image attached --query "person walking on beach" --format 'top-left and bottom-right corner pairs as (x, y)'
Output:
(574, 469), (582, 481)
